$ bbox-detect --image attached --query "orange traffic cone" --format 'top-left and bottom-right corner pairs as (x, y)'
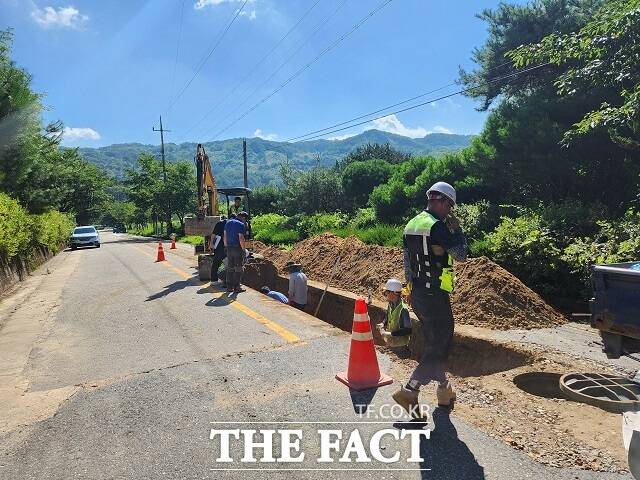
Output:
(170, 238), (176, 249)
(336, 298), (393, 391)
(155, 242), (166, 262)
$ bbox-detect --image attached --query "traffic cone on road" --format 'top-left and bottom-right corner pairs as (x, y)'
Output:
(155, 242), (166, 262)
(336, 298), (393, 391)
(170, 238), (176, 249)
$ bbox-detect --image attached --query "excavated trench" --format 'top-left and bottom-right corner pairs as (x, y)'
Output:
(243, 257), (535, 378)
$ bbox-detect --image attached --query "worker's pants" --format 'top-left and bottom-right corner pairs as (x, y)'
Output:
(409, 284), (454, 385)
(225, 246), (244, 290)
(211, 249), (226, 282)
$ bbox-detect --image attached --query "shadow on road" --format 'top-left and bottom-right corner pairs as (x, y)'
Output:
(349, 387), (378, 415)
(146, 279), (195, 301)
(419, 407), (485, 479)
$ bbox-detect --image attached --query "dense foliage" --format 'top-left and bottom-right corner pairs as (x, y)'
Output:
(0, 193), (73, 261)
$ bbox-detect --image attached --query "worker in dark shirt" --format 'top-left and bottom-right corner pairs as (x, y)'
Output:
(392, 181), (467, 416)
(209, 218), (227, 285)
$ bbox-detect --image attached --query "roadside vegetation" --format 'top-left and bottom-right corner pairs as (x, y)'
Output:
(1, 0), (638, 308)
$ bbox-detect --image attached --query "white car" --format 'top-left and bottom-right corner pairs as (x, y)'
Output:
(70, 226), (100, 250)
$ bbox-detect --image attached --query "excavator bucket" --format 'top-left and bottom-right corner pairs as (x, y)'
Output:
(184, 215), (220, 236)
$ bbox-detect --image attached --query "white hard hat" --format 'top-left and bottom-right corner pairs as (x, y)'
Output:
(384, 278), (403, 292)
(427, 181), (456, 205)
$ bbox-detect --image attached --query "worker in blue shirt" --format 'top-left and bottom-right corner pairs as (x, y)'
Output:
(223, 212), (248, 293)
(260, 286), (289, 304)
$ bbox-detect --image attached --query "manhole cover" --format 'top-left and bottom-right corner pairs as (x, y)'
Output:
(560, 373), (640, 413)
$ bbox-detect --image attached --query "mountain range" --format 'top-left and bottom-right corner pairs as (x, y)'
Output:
(78, 129), (473, 188)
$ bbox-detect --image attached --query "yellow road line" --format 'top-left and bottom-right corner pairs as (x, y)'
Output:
(131, 245), (300, 343)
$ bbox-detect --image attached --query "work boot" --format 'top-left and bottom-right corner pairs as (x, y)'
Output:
(436, 383), (456, 409)
(392, 387), (422, 419)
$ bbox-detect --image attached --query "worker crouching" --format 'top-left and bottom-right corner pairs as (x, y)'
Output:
(392, 181), (467, 415)
(377, 278), (412, 348)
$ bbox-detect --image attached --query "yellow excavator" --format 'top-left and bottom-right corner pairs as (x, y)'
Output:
(184, 143), (252, 280)
(185, 144), (220, 236)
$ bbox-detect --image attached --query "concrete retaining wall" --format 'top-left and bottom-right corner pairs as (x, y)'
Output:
(0, 246), (56, 296)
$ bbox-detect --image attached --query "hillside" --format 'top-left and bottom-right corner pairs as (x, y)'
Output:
(78, 129), (472, 187)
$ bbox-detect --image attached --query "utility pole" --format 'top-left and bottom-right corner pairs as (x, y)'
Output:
(153, 116), (172, 235)
(242, 138), (248, 189)
(242, 138), (250, 216)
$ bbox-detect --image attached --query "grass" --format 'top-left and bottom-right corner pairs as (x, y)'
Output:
(178, 235), (205, 246)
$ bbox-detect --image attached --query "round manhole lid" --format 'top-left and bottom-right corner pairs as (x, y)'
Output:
(560, 373), (640, 413)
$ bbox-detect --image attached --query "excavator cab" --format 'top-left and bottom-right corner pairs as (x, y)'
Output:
(218, 187), (252, 240)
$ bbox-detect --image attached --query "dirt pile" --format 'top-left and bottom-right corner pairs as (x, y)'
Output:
(452, 256), (566, 329)
(252, 234), (565, 330)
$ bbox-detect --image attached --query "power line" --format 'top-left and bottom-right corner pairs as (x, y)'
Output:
(210, 0), (395, 141)
(159, 0), (248, 124)
(287, 83), (456, 142)
(168, 0), (187, 110)
(292, 62), (552, 142)
(190, 0), (349, 139)
(183, 0), (324, 137)
(287, 59), (518, 142)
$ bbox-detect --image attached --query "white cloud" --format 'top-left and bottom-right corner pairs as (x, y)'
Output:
(63, 127), (101, 141)
(253, 128), (277, 141)
(195, 0), (253, 9)
(432, 125), (453, 134)
(239, 9), (257, 20)
(327, 133), (357, 141)
(371, 114), (428, 139)
(31, 6), (88, 29)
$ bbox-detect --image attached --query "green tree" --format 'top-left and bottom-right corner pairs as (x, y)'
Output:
(458, 0), (639, 213)
(339, 142), (411, 168)
(278, 164), (347, 216)
(250, 185), (284, 215)
(509, 0), (640, 150)
(166, 161), (196, 233)
(341, 159), (392, 209)
(125, 153), (164, 228)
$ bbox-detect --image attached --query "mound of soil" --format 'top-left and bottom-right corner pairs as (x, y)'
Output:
(251, 234), (565, 330)
(452, 256), (565, 329)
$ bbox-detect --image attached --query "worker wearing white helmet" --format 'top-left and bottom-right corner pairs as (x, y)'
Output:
(392, 181), (468, 416)
(378, 278), (412, 348)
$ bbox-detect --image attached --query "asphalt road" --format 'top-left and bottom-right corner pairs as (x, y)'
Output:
(0, 232), (632, 479)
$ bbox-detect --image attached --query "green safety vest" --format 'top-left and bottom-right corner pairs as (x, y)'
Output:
(387, 300), (408, 332)
(386, 300), (410, 346)
(404, 211), (456, 293)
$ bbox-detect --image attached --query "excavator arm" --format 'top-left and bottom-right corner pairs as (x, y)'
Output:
(184, 144), (220, 236)
(195, 144), (218, 217)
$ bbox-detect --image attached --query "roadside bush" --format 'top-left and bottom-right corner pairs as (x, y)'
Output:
(484, 213), (569, 298)
(333, 224), (403, 247)
(32, 210), (74, 253)
(562, 209), (640, 296)
(349, 208), (378, 229)
(0, 193), (34, 260)
(297, 213), (348, 237)
(252, 214), (300, 244)
(454, 201), (501, 243)
(537, 199), (608, 243)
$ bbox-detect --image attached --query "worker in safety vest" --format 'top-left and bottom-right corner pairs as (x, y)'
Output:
(378, 278), (412, 347)
(392, 181), (467, 414)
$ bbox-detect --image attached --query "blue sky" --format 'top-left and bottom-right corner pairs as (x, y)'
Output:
(2, 0), (522, 147)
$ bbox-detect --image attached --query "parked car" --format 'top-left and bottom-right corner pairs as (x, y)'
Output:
(70, 226), (100, 250)
(112, 223), (126, 233)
